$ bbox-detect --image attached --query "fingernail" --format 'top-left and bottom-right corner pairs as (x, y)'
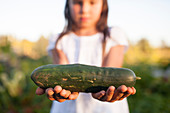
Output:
(69, 95), (73, 100)
(48, 90), (54, 95)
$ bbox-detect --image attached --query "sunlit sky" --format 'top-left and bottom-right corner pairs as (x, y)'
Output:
(0, 0), (170, 47)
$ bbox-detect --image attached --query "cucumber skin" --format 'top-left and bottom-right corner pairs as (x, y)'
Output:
(31, 64), (136, 93)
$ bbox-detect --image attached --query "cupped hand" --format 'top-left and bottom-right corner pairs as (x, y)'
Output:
(92, 85), (136, 102)
(35, 85), (79, 102)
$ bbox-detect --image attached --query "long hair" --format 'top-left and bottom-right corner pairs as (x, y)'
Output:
(56, 0), (110, 47)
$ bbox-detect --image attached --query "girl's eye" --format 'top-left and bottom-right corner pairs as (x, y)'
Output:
(90, 1), (94, 5)
(73, 0), (82, 5)
(90, 0), (97, 5)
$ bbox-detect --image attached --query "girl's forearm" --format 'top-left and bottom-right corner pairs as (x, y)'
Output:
(102, 45), (125, 68)
(52, 49), (69, 64)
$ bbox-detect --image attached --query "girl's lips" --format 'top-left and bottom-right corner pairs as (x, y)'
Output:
(80, 17), (89, 22)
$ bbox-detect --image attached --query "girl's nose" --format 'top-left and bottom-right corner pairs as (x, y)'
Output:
(80, 2), (90, 14)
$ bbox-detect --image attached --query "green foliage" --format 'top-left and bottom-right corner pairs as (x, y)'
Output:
(0, 36), (11, 53)
(124, 63), (170, 113)
(0, 43), (52, 113)
(0, 37), (170, 113)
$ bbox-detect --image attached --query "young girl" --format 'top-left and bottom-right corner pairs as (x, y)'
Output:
(36, 0), (136, 113)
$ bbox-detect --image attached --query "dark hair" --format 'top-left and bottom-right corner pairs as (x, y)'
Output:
(56, 0), (110, 47)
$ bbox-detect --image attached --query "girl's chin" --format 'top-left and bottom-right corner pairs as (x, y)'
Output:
(77, 23), (94, 29)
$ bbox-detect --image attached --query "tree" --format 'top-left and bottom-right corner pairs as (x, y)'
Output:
(33, 36), (48, 58)
(137, 38), (152, 54)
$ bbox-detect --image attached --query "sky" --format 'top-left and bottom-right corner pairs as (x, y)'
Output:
(0, 0), (170, 47)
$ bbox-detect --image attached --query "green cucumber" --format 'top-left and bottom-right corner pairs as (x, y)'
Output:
(31, 64), (141, 93)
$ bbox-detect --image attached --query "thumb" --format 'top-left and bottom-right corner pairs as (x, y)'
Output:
(36, 87), (45, 95)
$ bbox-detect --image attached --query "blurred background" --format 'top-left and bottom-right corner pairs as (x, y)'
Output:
(0, 0), (170, 113)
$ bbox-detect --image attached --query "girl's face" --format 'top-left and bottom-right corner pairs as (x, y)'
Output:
(69, 0), (103, 30)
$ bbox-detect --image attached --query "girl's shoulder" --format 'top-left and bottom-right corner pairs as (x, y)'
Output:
(108, 26), (128, 41)
(106, 26), (129, 52)
(49, 32), (74, 42)
(47, 32), (73, 51)
(48, 33), (67, 45)
(48, 34), (60, 43)
(108, 26), (126, 35)
(47, 34), (60, 54)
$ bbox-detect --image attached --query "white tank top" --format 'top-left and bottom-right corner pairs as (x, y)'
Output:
(47, 27), (129, 113)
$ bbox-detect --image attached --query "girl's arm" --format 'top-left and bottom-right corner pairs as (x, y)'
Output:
(92, 45), (136, 102)
(36, 49), (79, 102)
(102, 45), (125, 68)
(51, 49), (69, 64)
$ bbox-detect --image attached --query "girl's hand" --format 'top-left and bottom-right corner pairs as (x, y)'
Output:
(92, 85), (136, 102)
(35, 86), (79, 102)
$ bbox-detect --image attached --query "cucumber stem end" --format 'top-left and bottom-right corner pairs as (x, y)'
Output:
(136, 77), (141, 80)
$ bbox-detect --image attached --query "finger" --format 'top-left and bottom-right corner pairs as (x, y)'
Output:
(110, 85), (127, 102)
(101, 86), (115, 101)
(46, 88), (55, 101)
(57, 98), (67, 103)
(36, 87), (45, 95)
(68, 92), (79, 100)
(92, 90), (105, 100)
(119, 87), (133, 100)
(54, 85), (62, 94)
(53, 92), (67, 102)
(60, 89), (71, 98)
(53, 85), (63, 100)
(131, 87), (136, 95)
